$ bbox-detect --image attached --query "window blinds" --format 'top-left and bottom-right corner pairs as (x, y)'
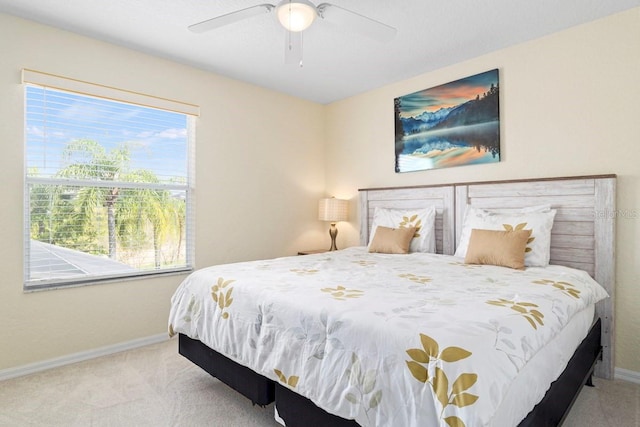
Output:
(23, 70), (197, 289)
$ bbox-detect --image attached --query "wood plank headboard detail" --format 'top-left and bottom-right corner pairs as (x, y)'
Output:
(359, 174), (616, 379)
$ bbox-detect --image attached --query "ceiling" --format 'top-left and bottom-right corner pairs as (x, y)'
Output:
(1, 0), (638, 104)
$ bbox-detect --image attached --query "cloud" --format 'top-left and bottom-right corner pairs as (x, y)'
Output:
(135, 128), (187, 140)
(156, 128), (187, 139)
(27, 126), (45, 137)
(57, 102), (105, 123)
(27, 126), (66, 139)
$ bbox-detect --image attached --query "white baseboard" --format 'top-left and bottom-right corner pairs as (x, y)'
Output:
(0, 333), (169, 381)
(614, 367), (640, 385)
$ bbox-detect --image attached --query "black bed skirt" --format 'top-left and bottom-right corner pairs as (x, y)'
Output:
(178, 317), (602, 427)
(178, 334), (275, 406)
(275, 383), (360, 427)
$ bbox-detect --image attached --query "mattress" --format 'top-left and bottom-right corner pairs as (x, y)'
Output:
(168, 247), (608, 427)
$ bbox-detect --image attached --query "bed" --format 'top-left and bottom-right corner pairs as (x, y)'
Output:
(169, 174), (616, 427)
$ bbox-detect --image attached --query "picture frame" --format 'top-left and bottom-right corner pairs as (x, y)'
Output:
(394, 69), (500, 173)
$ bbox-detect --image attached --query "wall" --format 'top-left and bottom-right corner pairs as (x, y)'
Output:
(0, 14), (325, 371)
(325, 8), (640, 373)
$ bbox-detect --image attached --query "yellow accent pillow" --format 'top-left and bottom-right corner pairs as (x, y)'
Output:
(464, 228), (532, 270)
(368, 226), (417, 254)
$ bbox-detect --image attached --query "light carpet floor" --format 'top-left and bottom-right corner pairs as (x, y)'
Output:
(0, 339), (638, 426)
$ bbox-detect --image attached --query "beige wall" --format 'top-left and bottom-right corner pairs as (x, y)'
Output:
(0, 14), (326, 371)
(325, 8), (640, 372)
(1, 8), (638, 375)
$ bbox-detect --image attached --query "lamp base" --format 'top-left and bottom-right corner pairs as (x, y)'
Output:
(328, 223), (338, 251)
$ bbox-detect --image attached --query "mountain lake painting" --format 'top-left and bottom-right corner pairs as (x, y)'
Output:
(394, 69), (500, 173)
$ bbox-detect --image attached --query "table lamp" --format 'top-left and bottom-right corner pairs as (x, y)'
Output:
(318, 197), (348, 251)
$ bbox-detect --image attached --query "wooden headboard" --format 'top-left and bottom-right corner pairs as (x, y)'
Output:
(359, 174), (616, 379)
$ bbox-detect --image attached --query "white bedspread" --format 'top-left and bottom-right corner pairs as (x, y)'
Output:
(168, 247), (608, 427)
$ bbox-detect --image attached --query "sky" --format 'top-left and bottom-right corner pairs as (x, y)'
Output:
(397, 69), (499, 118)
(26, 85), (189, 183)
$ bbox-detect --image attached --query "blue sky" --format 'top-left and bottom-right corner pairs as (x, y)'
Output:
(26, 86), (189, 183)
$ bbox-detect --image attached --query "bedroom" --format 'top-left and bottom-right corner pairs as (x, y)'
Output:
(0, 2), (638, 426)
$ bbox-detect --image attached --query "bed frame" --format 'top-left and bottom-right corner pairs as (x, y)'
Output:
(178, 174), (616, 427)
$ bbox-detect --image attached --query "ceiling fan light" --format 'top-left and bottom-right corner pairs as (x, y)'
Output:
(276, 0), (317, 32)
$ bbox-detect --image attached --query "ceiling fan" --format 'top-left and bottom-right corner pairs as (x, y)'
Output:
(188, 0), (397, 66)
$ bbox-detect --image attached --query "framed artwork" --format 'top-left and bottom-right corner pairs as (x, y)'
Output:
(394, 69), (500, 173)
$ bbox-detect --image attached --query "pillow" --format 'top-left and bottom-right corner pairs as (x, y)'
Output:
(455, 206), (556, 267)
(464, 229), (532, 270)
(368, 226), (417, 254)
(368, 207), (436, 253)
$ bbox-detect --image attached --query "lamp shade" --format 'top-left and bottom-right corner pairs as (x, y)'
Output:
(276, 0), (317, 32)
(318, 198), (348, 222)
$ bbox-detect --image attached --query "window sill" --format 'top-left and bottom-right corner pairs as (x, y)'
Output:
(23, 267), (193, 293)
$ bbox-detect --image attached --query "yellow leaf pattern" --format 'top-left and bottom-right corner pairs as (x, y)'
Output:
(288, 376), (299, 387)
(274, 369), (286, 383)
(452, 373), (478, 395)
(211, 277), (235, 319)
(532, 279), (581, 299)
(441, 347), (473, 363)
(503, 222), (535, 253)
(445, 416), (466, 427)
(321, 285), (364, 300)
(399, 273), (432, 285)
(420, 333), (439, 358)
(290, 268), (319, 276)
(399, 214), (422, 237)
(453, 392), (480, 408)
(274, 369), (299, 388)
(406, 348), (429, 363)
(405, 334), (478, 425)
(406, 361), (429, 383)
(449, 261), (483, 269)
(352, 260), (377, 267)
(486, 298), (544, 329)
(433, 367), (449, 408)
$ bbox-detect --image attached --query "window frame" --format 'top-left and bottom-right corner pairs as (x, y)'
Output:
(22, 69), (198, 291)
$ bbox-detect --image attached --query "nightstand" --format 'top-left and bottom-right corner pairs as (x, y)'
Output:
(297, 249), (329, 255)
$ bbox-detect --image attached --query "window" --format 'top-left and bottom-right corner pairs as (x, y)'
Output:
(23, 70), (198, 290)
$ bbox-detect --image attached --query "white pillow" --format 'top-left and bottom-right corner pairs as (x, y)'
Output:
(455, 205), (556, 267)
(368, 207), (437, 253)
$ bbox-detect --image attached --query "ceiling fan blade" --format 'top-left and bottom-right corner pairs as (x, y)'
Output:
(189, 4), (275, 33)
(316, 3), (397, 42)
(284, 30), (303, 66)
